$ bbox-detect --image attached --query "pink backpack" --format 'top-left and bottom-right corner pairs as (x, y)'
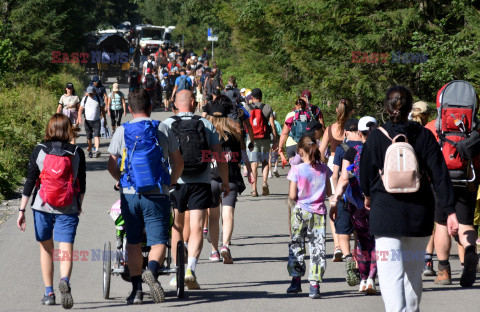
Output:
(379, 127), (421, 193)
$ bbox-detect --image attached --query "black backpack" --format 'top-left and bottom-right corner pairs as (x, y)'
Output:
(146, 60), (155, 71)
(145, 74), (155, 90)
(130, 71), (140, 90)
(170, 115), (210, 175)
(164, 76), (174, 92)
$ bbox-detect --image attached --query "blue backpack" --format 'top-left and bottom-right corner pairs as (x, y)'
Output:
(289, 110), (313, 142)
(344, 144), (365, 210)
(177, 75), (189, 91)
(119, 120), (171, 193)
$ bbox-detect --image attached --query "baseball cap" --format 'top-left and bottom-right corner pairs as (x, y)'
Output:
(240, 88), (246, 93)
(344, 118), (359, 131)
(65, 82), (74, 89)
(412, 101), (429, 114)
(112, 83), (119, 92)
(198, 57), (203, 62)
(91, 76), (100, 82)
(301, 90), (312, 100)
(210, 102), (230, 117)
(164, 72), (168, 77)
(358, 116), (377, 131)
(251, 88), (262, 100)
(305, 120), (323, 135)
(86, 86), (95, 94)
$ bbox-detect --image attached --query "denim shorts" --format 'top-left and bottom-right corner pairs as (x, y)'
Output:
(334, 199), (354, 235)
(33, 210), (79, 243)
(120, 193), (171, 246)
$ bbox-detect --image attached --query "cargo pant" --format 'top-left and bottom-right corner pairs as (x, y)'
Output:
(288, 204), (326, 282)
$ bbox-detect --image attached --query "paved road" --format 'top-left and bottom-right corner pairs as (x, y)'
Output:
(0, 82), (479, 311)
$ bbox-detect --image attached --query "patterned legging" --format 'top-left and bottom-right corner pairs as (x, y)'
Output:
(347, 203), (377, 280)
(288, 205), (326, 282)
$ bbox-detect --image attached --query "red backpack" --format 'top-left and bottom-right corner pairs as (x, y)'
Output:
(38, 147), (80, 208)
(248, 103), (269, 139)
(435, 80), (480, 183)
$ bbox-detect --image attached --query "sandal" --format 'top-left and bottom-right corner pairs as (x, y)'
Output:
(262, 184), (269, 196)
(251, 190), (258, 197)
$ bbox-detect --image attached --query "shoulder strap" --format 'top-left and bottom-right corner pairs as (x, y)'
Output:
(341, 143), (349, 152)
(248, 103), (254, 111)
(259, 103), (266, 110)
(192, 115), (201, 120)
(379, 127), (408, 143)
(171, 116), (182, 122)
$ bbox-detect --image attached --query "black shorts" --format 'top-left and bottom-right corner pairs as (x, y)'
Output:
(334, 199), (354, 235)
(110, 109), (123, 127)
(85, 119), (101, 140)
(286, 145), (297, 159)
(170, 183), (212, 213)
(435, 185), (476, 225)
(211, 181), (238, 208)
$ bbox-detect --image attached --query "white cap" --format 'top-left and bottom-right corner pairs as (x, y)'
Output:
(358, 116), (377, 131)
(240, 88), (246, 93)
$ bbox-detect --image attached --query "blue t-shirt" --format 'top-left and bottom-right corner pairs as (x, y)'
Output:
(333, 141), (362, 167)
(174, 75), (192, 89)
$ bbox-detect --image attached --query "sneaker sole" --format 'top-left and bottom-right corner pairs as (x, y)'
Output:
(185, 275), (201, 290)
(142, 271), (165, 303)
(309, 294), (321, 299)
(58, 280), (74, 309)
(365, 287), (377, 295)
(286, 289), (302, 294)
(221, 249), (234, 264)
(423, 270), (437, 276)
(460, 250), (478, 287)
(346, 260), (360, 286)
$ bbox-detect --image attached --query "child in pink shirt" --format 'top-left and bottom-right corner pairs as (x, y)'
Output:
(286, 134), (332, 299)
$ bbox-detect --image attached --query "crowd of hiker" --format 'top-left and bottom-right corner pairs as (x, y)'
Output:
(15, 45), (480, 311)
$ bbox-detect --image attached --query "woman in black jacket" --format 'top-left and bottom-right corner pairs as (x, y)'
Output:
(359, 86), (459, 312)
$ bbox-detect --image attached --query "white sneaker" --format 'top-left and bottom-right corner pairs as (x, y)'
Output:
(366, 277), (377, 295)
(359, 279), (367, 292)
(268, 172), (272, 179)
(169, 276), (177, 287)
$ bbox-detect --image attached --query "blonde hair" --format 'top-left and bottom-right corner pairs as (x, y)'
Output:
(207, 115), (243, 143)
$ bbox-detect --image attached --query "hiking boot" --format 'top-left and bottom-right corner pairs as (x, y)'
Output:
(126, 290), (143, 305)
(345, 256), (360, 286)
(262, 184), (270, 196)
(309, 282), (321, 299)
(58, 279), (74, 309)
(286, 277), (302, 293)
(221, 245), (234, 264)
(185, 269), (201, 290)
(365, 277), (377, 295)
(209, 251), (221, 262)
(333, 247), (343, 262)
(142, 270), (165, 303)
(41, 293), (56, 305)
(423, 259), (437, 276)
(434, 263), (452, 285)
(460, 246), (478, 287)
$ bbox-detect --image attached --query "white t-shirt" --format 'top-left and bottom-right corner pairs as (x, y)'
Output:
(143, 60), (157, 71)
(81, 95), (104, 121)
(59, 94), (80, 110)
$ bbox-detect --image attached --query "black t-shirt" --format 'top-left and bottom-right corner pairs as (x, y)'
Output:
(343, 146), (359, 164)
(203, 102), (212, 115)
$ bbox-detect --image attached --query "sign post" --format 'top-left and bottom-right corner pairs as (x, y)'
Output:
(207, 28), (218, 63)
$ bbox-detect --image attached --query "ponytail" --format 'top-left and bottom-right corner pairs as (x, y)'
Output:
(297, 135), (321, 168)
(385, 86), (413, 123)
(336, 98), (353, 130)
